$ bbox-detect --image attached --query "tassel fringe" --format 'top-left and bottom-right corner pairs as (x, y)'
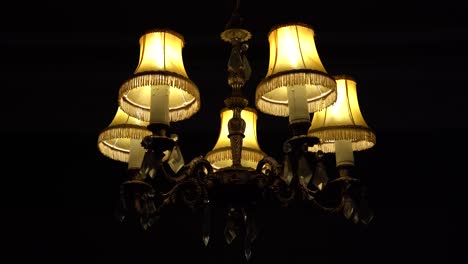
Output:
(205, 147), (265, 169)
(308, 126), (376, 152)
(255, 71), (337, 116)
(97, 124), (151, 163)
(118, 73), (200, 122)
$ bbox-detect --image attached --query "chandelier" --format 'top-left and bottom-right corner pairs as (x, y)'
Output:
(97, 1), (376, 261)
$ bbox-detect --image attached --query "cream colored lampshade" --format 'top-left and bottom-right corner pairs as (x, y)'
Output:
(205, 107), (265, 170)
(308, 75), (376, 153)
(255, 23), (337, 117)
(118, 29), (200, 123)
(98, 107), (151, 162)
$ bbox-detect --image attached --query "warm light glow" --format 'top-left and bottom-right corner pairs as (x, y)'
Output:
(266, 24), (326, 75)
(308, 76), (376, 152)
(118, 30), (200, 123)
(134, 31), (189, 76)
(205, 107), (265, 170)
(97, 107), (151, 163)
(255, 23), (336, 117)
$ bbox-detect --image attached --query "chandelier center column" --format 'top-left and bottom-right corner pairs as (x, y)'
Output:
(221, 26), (252, 168)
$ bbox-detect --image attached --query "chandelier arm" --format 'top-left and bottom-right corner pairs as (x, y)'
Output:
(166, 156), (213, 208)
(184, 155), (214, 181)
(256, 155), (282, 176)
(118, 178), (159, 229)
(310, 198), (343, 213)
(271, 178), (297, 205)
(160, 162), (187, 183)
(160, 178), (205, 209)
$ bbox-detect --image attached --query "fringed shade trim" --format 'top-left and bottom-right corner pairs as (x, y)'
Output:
(205, 147), (265, 170)
(97, 124), (151, 163)
(255, 70), (336, 116)
(308, 126), (376, 153)
(119, 72), (200, 122)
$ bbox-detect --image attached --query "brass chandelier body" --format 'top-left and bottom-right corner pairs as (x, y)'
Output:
(97, 3), (376, 262)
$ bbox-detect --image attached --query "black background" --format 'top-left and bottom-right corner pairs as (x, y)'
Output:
(1, 1), (462, 263)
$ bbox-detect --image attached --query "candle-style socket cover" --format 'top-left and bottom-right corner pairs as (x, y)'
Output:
(288, 120), (311, 137)
(141, 123), (175, 157)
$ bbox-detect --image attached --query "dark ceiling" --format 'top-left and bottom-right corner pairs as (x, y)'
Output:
(1, 0), (462, 263)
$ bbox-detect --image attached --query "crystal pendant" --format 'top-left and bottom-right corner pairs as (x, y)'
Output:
(359, 203), (374, 225)
(244, 212), (257, 262)
(244, 245), (252, 262)
(297, 155), (313, 186)
(312, 159), (328, 191)
(352, 210), (360, 224)
(202, 201), (211, 246)
(358, 188), (374, 224)
(139, 150), (161, 179)
(167, 145), (185, 174)
(224, 208), (239, 244)
(282, 156), (294, 186)
(115, 199), (126, 223)
(342, 194), (355, 220)
(136, 192), (157, 230)
(224, 223), (237, 245)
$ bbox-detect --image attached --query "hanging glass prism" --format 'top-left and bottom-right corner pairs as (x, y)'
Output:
(167, 145), (185, 173)
(282, 155), (293, 186)
(202, 201), (211, 246)
(224, 208), (240, 244)
(312, 159), (328, 191)
(297, 155), (313, 186)
(342, 194), (355, 220)
(358, 189), (374, 224)
(244, 212), (257, 262)
(244, 244), (252, 262)
(224, 222), (237, 245)
(139, 149), (161, 179)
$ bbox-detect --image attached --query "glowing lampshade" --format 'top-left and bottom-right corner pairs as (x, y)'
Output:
(308, 75), (376, 153)
(255, 23), (336, 119)
(205, 107), (265, 170)
(118, 29), (200, 123)
(98, 107), (151, 163)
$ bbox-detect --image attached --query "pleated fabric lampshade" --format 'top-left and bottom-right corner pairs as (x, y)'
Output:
(205, 107), (265, 170)
(255, 23), (336, 120)
(98, 107), (151, 163)
(118, 29), (200, 123)
(308, 75), (376, 153)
